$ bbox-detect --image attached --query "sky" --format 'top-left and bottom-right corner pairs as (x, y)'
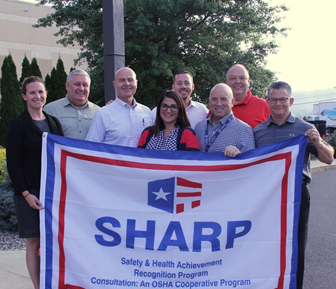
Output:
(21, 1), (336, 96)
(266, 0), (336, 93)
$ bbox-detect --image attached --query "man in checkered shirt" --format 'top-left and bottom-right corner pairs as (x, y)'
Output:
(194, 83), (255, 156)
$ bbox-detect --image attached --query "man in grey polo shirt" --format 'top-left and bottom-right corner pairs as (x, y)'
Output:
(253, 81), (334, 289)
(194, 83), (255, 156)
(44, 69), (100, 139)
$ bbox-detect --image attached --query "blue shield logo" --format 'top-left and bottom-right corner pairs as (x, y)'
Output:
(148, 177), (202, 214)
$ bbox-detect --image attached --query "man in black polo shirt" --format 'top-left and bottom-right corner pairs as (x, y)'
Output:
(253, 81), (334, 289)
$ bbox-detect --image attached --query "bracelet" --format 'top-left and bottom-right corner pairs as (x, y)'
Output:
(24, 193), (30, 198)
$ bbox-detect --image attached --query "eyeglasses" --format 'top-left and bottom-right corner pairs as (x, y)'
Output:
(267, 97), (289, 104)
(160, 103), (179, 112)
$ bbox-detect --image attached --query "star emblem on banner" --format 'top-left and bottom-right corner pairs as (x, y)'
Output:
(152, 188), (171, 201)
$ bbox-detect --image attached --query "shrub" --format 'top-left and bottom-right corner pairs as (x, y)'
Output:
(0, 162), (18, 231)
(0, 149), (5, 182)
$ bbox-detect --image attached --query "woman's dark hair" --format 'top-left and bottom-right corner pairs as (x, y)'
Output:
(151, 90), (191, 136)
(22, 76), (46, 95)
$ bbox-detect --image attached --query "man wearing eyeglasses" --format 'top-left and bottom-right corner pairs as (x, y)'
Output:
(253, 81), (334, 289)
(226, 64), (270, 128)
(194, 83), (255, 156)
(85, 67), (152, 147)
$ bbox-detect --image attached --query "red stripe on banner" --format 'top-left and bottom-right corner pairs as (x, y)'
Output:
(176, 203), (184, 214)
(61, 151), (287, 172)
(56, 149), (293, 288)
(58, 151), (67, 288)
(276, 152), (292, 289)
(176, 192), (201, 197)
(61, 284), (85, 289)
(58, 151), (85, 289)
(177, 177), (202, 188)
(192, 200), (201, 208)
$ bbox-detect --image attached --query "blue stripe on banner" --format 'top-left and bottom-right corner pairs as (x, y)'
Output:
(46, 133), (307, 162)
(44, 135), (56, 289)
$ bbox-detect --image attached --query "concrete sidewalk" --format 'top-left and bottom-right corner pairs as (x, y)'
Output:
(1, 159), (335, 289)
(311, 157), (336, 173)
(0, 251), (31, 289)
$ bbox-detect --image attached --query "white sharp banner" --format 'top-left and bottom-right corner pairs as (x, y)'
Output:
(39, 133), (306, 289)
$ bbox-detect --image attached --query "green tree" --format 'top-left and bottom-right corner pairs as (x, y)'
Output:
(19, 55), (31, 108)
(54, 57), (67, 100)
(30, 57), (42, 78)
(44, 72), (54, 103)
(45, 58), (68, 104)
(36, 0), (288, 107)
(46, 67), (58, 103)
(0, 55), (23, 147)
(19, 55), (31, 84)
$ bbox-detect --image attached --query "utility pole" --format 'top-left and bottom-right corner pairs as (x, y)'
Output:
(102, 0), (125, 103)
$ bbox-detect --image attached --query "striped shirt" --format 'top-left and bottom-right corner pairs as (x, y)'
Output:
(194, 112), (255, 152)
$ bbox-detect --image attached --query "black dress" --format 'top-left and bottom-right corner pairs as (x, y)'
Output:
(6, 109), (63, 238)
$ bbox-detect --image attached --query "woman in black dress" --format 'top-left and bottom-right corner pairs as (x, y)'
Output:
(6, 76), (63, 289)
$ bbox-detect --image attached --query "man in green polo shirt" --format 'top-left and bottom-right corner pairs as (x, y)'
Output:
(44, 69), (100, 139)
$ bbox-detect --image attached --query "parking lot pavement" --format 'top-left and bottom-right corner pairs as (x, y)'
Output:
(311, 157), (336, 173)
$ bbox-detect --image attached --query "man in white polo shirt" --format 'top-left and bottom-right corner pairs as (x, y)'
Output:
(152, 70), (208, 128)
(85, 67), (152, 147)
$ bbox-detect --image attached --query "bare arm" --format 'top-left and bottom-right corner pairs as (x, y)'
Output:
(305, 128), (334, 164)
(22, 190), (44, 210)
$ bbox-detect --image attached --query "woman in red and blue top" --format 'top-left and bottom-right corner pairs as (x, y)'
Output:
(138, 90), (200, 151)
